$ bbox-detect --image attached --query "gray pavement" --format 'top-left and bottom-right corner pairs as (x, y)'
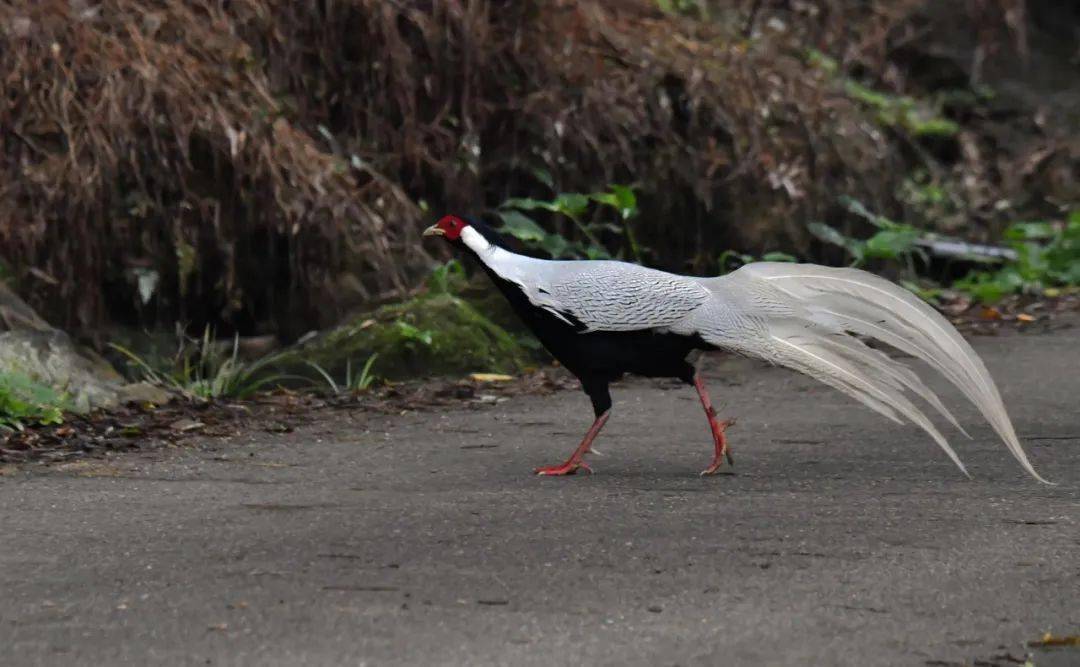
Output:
(2, 322), (1079, 666)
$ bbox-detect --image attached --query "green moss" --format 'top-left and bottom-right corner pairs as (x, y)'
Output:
(286, 291), (538, 381)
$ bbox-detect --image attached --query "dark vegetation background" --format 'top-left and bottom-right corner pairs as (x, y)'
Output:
(1, 0), (1077, 344)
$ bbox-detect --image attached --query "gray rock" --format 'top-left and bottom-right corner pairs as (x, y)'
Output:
(116, 381), (174, 406)
(0, 330), (173, 412)
(1, 283), (175, 412)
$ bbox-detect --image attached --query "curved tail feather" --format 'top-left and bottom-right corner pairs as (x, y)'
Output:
(704, 262), (1050, 483)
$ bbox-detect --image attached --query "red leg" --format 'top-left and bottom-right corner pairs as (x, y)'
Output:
(693, 374), (736, 476)
(534, 410), (611, 476)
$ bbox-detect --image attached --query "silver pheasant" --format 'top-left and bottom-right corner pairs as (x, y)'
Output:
(425, 215), (1048, 482)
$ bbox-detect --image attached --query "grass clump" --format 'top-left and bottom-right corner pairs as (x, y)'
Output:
(107, 260), (536, 397)
(110, 329), (305, 400)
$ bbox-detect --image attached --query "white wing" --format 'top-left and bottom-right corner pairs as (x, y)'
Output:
(535, 262), (710, 332)
(480, 245), (709, 332)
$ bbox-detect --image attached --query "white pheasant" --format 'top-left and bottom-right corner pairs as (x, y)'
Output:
(424, 214), (1048, 482)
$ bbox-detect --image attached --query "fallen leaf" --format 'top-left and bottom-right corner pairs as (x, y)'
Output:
(207, 623), (228, 632)
(169, 418), (205, 432)
(1030, 633), (1080, 647)
(980, 307), (1002, 320)
(0, 465), (16, 477)
(1016, 313), (1035, 323)
(469, 373), (514, 382)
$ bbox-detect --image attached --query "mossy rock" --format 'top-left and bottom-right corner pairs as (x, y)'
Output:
(0, 330), (121, 413)
(285, 291), (539, 381)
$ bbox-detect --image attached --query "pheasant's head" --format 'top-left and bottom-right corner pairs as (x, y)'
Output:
(422, 215), (469, 242)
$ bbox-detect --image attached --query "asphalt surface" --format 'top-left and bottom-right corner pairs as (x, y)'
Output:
(2, 322), (1079, 666)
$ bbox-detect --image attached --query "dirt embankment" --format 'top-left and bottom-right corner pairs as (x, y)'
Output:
(1, 1), (1075, 340)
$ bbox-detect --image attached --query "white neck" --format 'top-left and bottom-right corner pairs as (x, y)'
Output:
(459, 224), (546, 284)
(461, 225), (494, 256)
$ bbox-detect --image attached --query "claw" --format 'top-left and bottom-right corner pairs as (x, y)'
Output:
(694, 375), (738, 476)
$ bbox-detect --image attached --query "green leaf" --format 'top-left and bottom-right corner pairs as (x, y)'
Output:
(807, 222), (865, 263)
(500, 197), (558, 213)
(539, 233), (574, 259)
(844, 81), (892, 110)
(1004, 221), (1055, 241)
(900, 279), (943, 304)
(426, 259), (466, 294)
(864, 228), (920, 259)
(718, 250), (755, 271)
(531, 167), (554, 189)
(552, 193), (589, 219)
(840, 196), (897, 229)
(600, 185), (638, 220)
(910, 117), (960, 137)
(0, 372), (69, 430)
(394, 321), (434, 346)
(806, 49), (838, 74)
(761, 251), (797, 262)
(807, 221), (849, 247)
(584, 244), (612, 260)
(496, 210), (548, 243)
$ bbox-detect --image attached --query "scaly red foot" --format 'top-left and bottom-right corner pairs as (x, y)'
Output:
(534, 460), (592, 476)
(700, 417), (736, 476)
(533, 410), (609, 477)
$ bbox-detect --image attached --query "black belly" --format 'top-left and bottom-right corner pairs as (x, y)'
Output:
(546, 328), (709, 384)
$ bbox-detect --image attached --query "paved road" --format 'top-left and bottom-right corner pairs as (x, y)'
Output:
(2, 322), (1079, 666)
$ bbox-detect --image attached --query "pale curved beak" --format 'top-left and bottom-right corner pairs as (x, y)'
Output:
(422, 225), (444, 237)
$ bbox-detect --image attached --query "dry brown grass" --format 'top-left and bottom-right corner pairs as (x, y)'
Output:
(1, 0), (1064, 338)
(1, 0), (426, 335)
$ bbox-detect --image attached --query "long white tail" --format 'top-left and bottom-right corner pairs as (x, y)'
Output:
(708, 262), (1049, 483)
